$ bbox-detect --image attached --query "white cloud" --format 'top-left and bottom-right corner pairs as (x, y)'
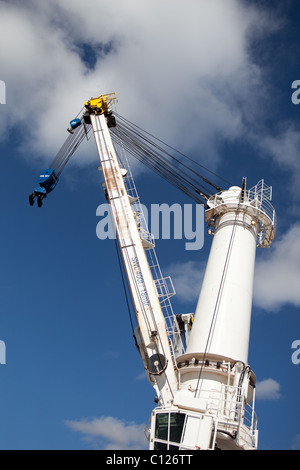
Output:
(260, 125), (300, 198)
(261, 125), (300, 174)
(134, 372), (147, 382)
(256, 378), (282, 401)
(167, 260), (205, 303)
(291, 434), (300, 450)
(254, 224), (300, 312)
(0, 0), (280, 169)
(64, 416), (148, 450)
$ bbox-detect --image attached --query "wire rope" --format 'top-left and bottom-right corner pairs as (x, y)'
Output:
(111, 126), (210, 204)
(113, 112), (233, 188)
(50, 116), (92, 176)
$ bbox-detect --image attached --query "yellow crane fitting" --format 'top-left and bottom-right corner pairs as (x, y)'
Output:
(84, 93), (118, 115)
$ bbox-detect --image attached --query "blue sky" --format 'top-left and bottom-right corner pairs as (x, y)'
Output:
(0, 0), (299, 450)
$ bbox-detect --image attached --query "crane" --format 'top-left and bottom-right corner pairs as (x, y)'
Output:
(29, 93), (276, 450)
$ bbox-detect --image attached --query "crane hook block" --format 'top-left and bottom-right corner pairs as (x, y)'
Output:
(29, 168), (59, 208)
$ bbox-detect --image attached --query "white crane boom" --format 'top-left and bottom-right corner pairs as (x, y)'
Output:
(87, 96), (178, 407)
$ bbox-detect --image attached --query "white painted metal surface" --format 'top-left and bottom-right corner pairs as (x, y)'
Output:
(186, 182), (275, 363)
(187, 186), (258, 362)
(91, 113), (178, 407)
(167, 182), (275, 450)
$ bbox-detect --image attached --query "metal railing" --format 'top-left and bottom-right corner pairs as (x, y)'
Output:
(246, 180), (276, 247)
(207, 179), (276, 247)
(206, 384), (257, 437)
(113, 139), (185, 362)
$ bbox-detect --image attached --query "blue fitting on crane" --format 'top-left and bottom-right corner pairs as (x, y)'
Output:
(67, 118), (81, 134)
(29, 168), (59, 207)
(37, 168), (59, 193)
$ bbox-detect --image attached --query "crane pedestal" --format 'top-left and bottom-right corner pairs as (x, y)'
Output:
(148, 181), (275, 450)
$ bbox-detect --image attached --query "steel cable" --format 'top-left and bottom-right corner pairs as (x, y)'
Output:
(111, 119), (214, 205)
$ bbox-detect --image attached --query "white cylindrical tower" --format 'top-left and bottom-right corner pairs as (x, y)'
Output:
(166, 180), (276, 450)
(186, 187), (256, 362)
(186, 180), (275, 363)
